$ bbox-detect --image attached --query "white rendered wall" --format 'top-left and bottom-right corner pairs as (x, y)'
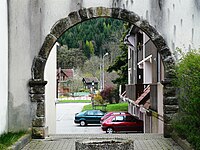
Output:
(123, 0), (200, 54)
(40, 0), (200, 55)
(7, 0), (200, 132)
(8, 0), (33, 131)
(144, 62), (152, 84)
(0, 0), (8, 134)
(44, 43), (57, 134)
(157, 83), (164, 134)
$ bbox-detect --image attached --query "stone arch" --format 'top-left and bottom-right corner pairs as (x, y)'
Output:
(29, 7), (177, 138)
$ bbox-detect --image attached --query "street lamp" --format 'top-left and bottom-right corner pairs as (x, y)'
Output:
(102, 52), (108, 90)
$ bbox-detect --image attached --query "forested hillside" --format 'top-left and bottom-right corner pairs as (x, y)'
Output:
(57, 18), (125, 69)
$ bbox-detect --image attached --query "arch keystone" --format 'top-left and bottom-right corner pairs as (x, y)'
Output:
(96, 7), (111, 17)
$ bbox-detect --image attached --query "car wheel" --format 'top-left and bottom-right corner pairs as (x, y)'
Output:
(80, 120), (86, 126)
(106, 127), (114, 134)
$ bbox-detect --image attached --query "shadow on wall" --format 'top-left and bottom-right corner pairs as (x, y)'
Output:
(8, 92), (32, 132)
(195, 0), (200, 10)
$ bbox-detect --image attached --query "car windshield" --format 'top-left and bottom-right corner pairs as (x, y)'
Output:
(77, 111), (86, 115)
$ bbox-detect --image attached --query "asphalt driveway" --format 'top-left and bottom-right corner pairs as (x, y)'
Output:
(56, 103), (104, 134)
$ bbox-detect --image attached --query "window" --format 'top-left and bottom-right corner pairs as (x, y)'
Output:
(128, 47), (131, 59)
(125, 116), (136, 122)
(94, 111), (104, 116)
(87, 111), (94, 115)
(112, 116), (124, 122)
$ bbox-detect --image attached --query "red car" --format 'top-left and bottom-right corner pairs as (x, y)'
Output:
(100, 112), (130, 123)
(101, 113), (144, 133)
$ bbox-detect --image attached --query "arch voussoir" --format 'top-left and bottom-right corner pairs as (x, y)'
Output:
(31, 56), (46, 80)
(119, 9), (140, 23)
(68, 11), (81, 26)
(163, 97), (178, 105)
(87, 7), (98, 18)
(110, 8), (121, 19)
(165, 68), (176, 78)
(50, 17), (72, 39)
(164, 58), (176, 71)
(79, 8), (89, 21)
(151, 35), (167, 50)
(159, 47), (172, 60)
(135, 19), (170, 55)
(38, 34), (57, 60)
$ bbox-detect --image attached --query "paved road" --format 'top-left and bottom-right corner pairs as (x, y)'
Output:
(56, 103), (104, 134)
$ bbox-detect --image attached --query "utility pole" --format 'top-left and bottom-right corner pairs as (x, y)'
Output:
(102, 52), (108, 90)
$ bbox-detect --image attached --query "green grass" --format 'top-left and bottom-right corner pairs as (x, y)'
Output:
(0, 131), (26, 149)
(58, 100), (91, 103)
(82, 102), (128, 112)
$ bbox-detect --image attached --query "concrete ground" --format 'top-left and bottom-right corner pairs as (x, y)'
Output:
(56, 103), (103, 134)
(22, 134), (183, 150)
(22, 103), (183, 150)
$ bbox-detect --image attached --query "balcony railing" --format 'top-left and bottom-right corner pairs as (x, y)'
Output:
(126, 83), (158, 111)
(126, 84), (149, 100)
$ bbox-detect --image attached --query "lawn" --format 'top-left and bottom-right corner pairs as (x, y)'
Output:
(82, 102), (128, 112)
(0, 131), (26, 149)
(58, 100), (91, 103)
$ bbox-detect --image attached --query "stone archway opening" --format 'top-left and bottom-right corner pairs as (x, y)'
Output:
(29, 7), (177, 139)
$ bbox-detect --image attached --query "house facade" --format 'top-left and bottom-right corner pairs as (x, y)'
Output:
(57, 68), (74, 96)
(124, 26), (164, 133)
(82, 77), (99, 91)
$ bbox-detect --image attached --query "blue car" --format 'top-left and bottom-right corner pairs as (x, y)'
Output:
(74, 110), (105, 126)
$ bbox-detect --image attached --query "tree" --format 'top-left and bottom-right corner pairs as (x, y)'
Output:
(173, 49), (200, 150)
(93, 92), (105, 105)
(68, 68), (84, 95)
(57, 18), (127, 96)
(58, 18), (125, 59)
(81, 55), (101, 77)
(84, 40), (94, 58)
(107, 23), (130, 86)
(57, 45), (86, 69)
